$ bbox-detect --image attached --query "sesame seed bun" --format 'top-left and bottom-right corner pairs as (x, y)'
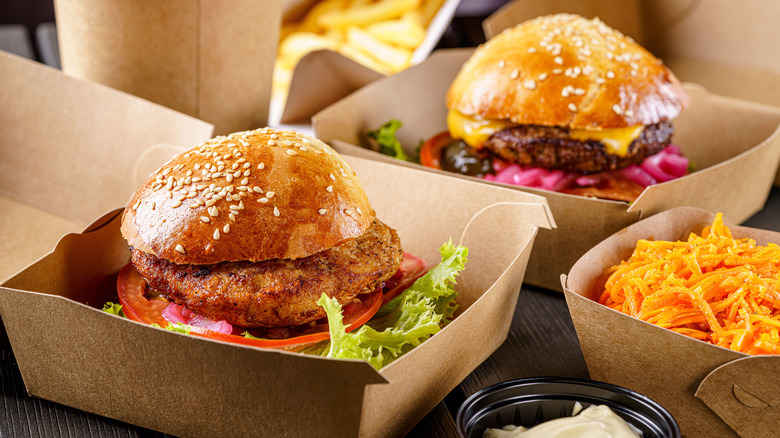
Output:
(446, 13), (689, 129)
(121, 128), (375, 265)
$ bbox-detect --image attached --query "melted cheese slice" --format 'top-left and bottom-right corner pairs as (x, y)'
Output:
(446, 109), (643, 157)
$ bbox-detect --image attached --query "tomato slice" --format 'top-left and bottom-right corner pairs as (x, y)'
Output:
(381, 252), (428, 305)
(419, 131), (452, 169)
(115, 252), (428, 350)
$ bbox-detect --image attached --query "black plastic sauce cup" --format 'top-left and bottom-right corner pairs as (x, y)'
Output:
(456, 377), (680, 438)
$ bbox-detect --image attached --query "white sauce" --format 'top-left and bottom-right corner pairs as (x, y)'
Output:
(483, 404), (641, 438)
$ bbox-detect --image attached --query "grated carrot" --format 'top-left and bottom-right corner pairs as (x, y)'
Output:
(599, 213), (780, 355)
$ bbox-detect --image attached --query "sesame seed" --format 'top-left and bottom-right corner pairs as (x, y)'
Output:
(258, 163), (265, 169)
(287, 149), (297, 156)
(527, 47), (537, 53)
(268, 140), (275, 146)
(258, 197), (269, 203)
(273, 207), (280, 217)
(282, 140), (292, 146)
(226, 174), (234, 183)
(213, 229), (220, 240)
(229, 213), (236, 221)
(524, 79), (537, 90)
(232, 170), (241, 178)
(510, 69), (519, 79)
(162, 168), (171, 175)
(595, 78), (606, 84)
(356, 207), (362, 215)
(606, 70), (615, 78)
(223, 224), (230, 233)
(318, 208), (327, 215)
(538, 73), (548, 81)
(612, 104), (623, 115)
(172, 200), (182, 208)
(232, 163), (239, 170)
(230, 204), (240, 210)
(201, 216), (211, 223)
(175, 244), (186, 254)
(345, 209), (352, 215)
(243, 170), (250, 177)
(326, 185), (333, 192)
(194, 164), (201, 170)
(553, 69), (563, 74)
(554, 56), (564, 65)
(253, 186), (263, 193)
(209, 207), (218, 216)
(266, 191), (275, 198)
(329, 173), (335, 181)
(568, 103), (578, 112)
(574, 88), (586, 96)
(243, 162), (251, 169)
(625, 109), (634, 117)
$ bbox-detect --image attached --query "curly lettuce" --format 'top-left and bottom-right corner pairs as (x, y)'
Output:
(313, 241), (468, 369)
(366, 119), (412, 162)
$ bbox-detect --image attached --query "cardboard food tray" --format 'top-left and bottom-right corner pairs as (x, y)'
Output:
(484, 0), (780, 185)
(54, 0), (282, 135)
(562, 207), (780, 438)
(312, 49), (780, 291)
(0, 144), (553, 437)
(272, 0), (462, 125)
(0, 50), (214, 285)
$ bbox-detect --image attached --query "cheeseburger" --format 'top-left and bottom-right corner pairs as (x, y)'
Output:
(116, 128), (427, 349)
(422, 13), (690, 201)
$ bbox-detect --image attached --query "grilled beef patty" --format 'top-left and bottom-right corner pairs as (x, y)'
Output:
(483, 121), (674, 174)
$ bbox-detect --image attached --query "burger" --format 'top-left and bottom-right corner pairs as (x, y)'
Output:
(111, 128), (461, 357)
(419, 13), (690, 202)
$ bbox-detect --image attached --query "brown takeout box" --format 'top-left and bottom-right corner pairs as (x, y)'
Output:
(0, 138), (553, 437)
(485, 0), (780, 185)
(312, 49), (780, 291)
(0, 51), (214, 284)
(54, 0), (283, 135)
(562, 207), (780, 438)
(272, 0), (462, 125)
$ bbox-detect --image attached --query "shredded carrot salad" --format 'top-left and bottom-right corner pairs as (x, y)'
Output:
(599, 213), (780, 355)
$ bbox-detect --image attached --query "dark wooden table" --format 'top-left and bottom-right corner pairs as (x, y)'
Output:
(2, 186), (780, 437)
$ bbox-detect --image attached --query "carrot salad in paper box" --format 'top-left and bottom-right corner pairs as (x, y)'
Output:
(485, 0), (780, 184)
(0, 125), (552, 437)
(562, 207), (780, 438)
(313, 13), (780, 291)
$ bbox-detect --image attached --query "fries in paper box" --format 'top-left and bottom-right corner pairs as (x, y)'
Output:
(273, 0), (456, 122)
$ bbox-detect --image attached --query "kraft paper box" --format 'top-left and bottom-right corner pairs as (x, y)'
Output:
(0, 51), (213, 284)
(485, 0), (780, 185)
(562, 207), (780, 438)
(54, 0), (282, 135)
(0, 149), (553, 437)
(271, 0), (461, 125)
(312, 49), (780, 292)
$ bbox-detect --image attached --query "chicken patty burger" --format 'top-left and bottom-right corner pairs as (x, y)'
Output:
(116, 128), (427, 349)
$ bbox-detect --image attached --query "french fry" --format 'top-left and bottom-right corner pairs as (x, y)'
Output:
(279, 32), (340, 63)
(420, 0), (446, 26)
(298, 0), (348, 33)
(338, 44), (392, 75)
(364, 18), (426, 49)
(317, 0), (420, 29)
(345, 26), (412, 72)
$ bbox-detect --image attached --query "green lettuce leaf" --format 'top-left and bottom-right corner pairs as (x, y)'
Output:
(366, 119), (411, 162)
(102, 302), (125, 318)
(316, 241), (468, 369)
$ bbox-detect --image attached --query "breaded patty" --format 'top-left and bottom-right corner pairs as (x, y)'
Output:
(483, 121), (673, 174)
(131, 219), (403, 328)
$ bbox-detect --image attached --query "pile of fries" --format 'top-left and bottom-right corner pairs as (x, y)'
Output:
(273, 0), (445, 110)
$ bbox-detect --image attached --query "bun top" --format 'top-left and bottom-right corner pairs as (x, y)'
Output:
(122, 128), (375, 264)
(446, 14), (689, 129)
